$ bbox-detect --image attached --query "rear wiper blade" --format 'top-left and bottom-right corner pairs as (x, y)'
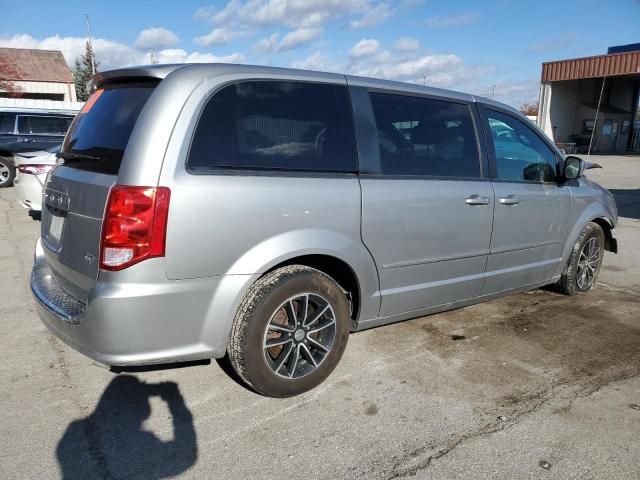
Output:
(56, 151), (101, 162)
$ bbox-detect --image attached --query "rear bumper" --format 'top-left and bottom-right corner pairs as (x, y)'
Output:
(31, 239), (239, 366)
(13, 173), (43, 211)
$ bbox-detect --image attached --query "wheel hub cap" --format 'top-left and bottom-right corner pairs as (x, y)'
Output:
(294, 328), (305, 342)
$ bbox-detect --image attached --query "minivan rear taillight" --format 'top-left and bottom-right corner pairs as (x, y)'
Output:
(100, 186), (171, 271)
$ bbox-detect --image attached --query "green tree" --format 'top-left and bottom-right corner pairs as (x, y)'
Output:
(73, 41), (98, 101)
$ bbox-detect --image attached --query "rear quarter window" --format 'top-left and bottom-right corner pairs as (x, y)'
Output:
(62, 83), (157, 174)
(187, 80), (358, 173)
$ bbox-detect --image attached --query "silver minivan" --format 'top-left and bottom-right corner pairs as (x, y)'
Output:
(32, 64), (618, 397)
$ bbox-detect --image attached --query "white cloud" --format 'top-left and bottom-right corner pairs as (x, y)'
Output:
(0, 34), (244, 71)
(156, 49), (245, 64)
(426, 12), (479, 28)
(0, 34), (143, 70)
(393, 37), (420, 52)
(469, 78), (540, 108)
(134, 27), (179, 49)
(196, 0), (371, 28)
(277, 27), (322, 51)
(350, 38), (380, 58)
(255, 27), (322, 52)
(349, 3), (393, 29)
(290, 51), (338, 72)
(194, 27), (245, 46)
(355, 53), (464, 82)
(254, 33), (280, 51)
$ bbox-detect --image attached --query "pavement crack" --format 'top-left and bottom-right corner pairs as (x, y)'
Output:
(385, 368), (640, 479)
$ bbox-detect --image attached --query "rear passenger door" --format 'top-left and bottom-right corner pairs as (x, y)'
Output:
(353, 87), (494, 317)
(479, 105), (572, 294)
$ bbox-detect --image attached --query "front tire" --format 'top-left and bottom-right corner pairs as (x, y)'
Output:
(556, 222), (605, 295)
(228, 265), (351, 398)
(0, 157), (16, 188)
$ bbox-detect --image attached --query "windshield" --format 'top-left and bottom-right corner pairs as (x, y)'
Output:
(62, 82), (157, 174)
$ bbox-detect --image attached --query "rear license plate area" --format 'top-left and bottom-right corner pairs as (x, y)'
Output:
(48, 213), (64, 242)
(43, 207), (67, 250)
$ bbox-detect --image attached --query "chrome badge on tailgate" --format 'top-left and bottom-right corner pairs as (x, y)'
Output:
(43, 188), (70, 211)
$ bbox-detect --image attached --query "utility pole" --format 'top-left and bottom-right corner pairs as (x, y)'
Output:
(85, 13), (96, 75)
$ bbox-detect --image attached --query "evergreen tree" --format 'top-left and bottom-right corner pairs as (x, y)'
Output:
(73, 41), (98, 101)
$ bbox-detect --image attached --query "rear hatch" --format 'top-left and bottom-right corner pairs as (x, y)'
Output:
(41, 81), (158, 302)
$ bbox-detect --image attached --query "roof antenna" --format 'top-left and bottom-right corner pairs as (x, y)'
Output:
(85, 13), (96, 75)
(587, 76), (606, 159)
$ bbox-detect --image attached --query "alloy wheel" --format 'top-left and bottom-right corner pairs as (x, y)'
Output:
(576, 237), (600, 290)
(263, 293), (337, 379)
(0, 163), (10, 186)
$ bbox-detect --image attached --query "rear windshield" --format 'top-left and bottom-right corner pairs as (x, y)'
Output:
(62, 82), (157, 174)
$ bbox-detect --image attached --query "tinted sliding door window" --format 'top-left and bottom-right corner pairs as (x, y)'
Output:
(18, 116), (72, 135)
(486, 110), (557, 182)
(188, 81), (357, 172)
(368, 92), (480, 177)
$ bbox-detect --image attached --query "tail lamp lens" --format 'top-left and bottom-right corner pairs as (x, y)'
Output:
(18, 164), (54, 175)
(101, 186), (171, 270)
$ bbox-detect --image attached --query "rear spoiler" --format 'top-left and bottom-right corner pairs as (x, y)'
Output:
(89, 64), (187, 91)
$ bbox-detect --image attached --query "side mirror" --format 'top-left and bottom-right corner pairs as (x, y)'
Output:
(563, 156), (582, 180)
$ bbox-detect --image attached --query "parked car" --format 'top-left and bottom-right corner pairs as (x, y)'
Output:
(13, 146), (59, 218)
(0, 109), (75, 187)
(31, 64), (618, 398)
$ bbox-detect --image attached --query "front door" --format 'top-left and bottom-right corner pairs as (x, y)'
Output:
(480, 106), (572, 294)
(357, 89), (494, 316)
(599, 119), (620, 152)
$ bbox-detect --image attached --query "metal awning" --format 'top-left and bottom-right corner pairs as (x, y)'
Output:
(541, 50), (640, 82)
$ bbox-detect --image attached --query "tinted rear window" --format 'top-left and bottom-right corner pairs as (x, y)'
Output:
(187, 81), (357, 173)
(62, 83), (156, 174)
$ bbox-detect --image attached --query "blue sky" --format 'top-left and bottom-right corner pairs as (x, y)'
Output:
(1, 0), (639, 107)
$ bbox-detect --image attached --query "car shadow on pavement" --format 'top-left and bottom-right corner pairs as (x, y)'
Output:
(608, 189), (640, 220)
(56, 375), (197, 480)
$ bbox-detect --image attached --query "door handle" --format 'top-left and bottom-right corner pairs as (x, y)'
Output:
(465, 195), (490, 205)
(499, 195), (520, 205)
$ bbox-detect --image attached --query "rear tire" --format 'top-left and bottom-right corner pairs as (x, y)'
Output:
(0, 157), (15, 188)
(555, 222), (605, 295)
(228, 265), (351, 398)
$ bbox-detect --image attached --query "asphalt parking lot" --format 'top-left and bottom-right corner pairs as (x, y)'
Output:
(1, 155), (639, 480)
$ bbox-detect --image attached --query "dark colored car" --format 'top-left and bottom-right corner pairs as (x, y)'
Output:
(0, 109), (75, 187)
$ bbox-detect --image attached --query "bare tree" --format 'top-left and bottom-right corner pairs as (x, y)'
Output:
(520, 102), (539, 116)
